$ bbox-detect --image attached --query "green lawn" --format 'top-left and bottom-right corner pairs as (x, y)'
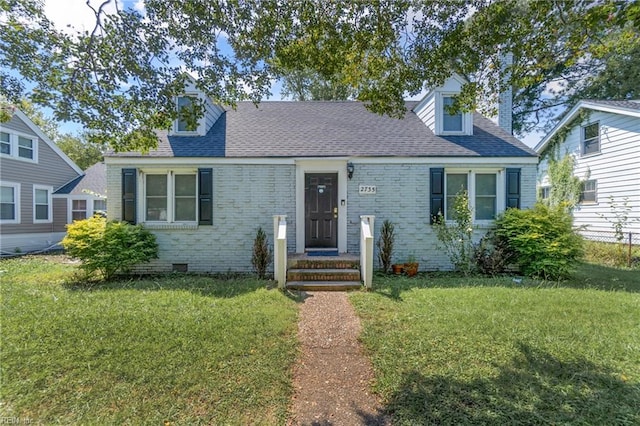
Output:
(350, 265), (640, 425)
(0, 256), (299, 425)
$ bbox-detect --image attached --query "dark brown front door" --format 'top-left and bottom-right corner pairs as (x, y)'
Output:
(305, 173), (338, 248)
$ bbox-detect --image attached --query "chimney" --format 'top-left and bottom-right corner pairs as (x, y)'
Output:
(498, 51), (513, 135)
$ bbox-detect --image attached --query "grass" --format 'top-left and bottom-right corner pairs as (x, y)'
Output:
(0, 256), (299, 425)
(350, 265), (640, 425)
(582, 239), (640, 269)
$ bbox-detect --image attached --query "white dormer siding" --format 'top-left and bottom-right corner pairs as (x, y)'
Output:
(413, 74), (473, 136)
(171, 79), (225, 136)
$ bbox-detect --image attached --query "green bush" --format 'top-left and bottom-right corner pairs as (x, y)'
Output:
(433, 190), (475, 275)
(62, 216), (158, 280)
(492, 203), (583, 280)
(251, 227), (272, 279)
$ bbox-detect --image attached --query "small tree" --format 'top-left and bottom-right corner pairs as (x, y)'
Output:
(376, 219), (395, 273)
(492, 203), (583, 280)
(251, 227), (272, 279)
(546, 154), (582, 210)
(433, 190), (475, 275)
(62, 216), (158, 280)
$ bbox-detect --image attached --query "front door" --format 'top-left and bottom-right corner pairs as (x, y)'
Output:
(305, 173), (338, 248)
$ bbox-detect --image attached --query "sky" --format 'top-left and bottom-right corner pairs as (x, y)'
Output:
(38, 0), (542, 148)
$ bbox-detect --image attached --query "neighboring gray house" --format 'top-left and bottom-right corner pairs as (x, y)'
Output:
(0, 108), (105, 254)
(104, 75), (538, 274)
(535, 100), (640, 238)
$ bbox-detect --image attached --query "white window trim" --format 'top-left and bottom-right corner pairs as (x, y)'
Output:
(0, 129), (38, 163)
(445, 168), (505, 224)
(172, 94), (205, 136)
(65, 196), (108, 223)
(139, 168), (198, 224)
(581, 121), (600, 157)
(0, 181), (21, 224)
(33, 184), (53, 224)
(579, 179), (598, 205)
(435, 92), (473, 136)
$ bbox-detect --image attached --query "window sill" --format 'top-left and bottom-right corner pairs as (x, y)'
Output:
(142, 222), (198, 230)
(580, 152), (601, 158)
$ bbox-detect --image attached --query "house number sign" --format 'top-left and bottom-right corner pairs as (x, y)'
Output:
(359, 185), (377, 195)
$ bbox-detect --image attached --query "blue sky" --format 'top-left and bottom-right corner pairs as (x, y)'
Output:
(36, 0), (542, 147)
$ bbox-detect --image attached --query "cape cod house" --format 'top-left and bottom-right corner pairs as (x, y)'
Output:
(0, 109), (106, 254)
(104, 75), (538, 283)
(535, 100), (640, 240)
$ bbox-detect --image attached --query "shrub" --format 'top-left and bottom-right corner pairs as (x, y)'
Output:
(376, 219), (395, 273)
(251, 227), (272, 279)
(433, 190), (475, 274)
(473, 232), (510, 276)
(62, 216), (158, 280)
(492, 203), (583, 280)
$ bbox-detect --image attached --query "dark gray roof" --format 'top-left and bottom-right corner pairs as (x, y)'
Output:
(582, 99), (640, 111)
(108, 101), (536, 158)
(55, 162), (106, 196)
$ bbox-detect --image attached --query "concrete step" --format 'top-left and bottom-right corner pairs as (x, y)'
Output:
(287, 268), (361, 282)
(286, 281), (362, 291)
(288, 257), (360, 270)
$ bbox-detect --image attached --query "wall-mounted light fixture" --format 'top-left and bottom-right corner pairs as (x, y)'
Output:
(347, 162), (355, 180)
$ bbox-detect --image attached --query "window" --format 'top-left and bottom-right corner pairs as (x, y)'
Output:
(18, 136), (34, 159)
(72, 199), (87, 221)
(442, 96), (463, 132)
(33, 185), (52, 222)
(582, 123), (600, 155)
(445, 171), (500, 222)
(580, 180), (597, 204)
(540, 186), (551, 200)
(475, 174), (497, 220)
(145, 172), (197, 222)
(93, 199), (107, 215)
(0, 183), (19, 223)
(176, 96), (197, 132)
(1, 132), (10, 155)
(0, 130), (37, 161)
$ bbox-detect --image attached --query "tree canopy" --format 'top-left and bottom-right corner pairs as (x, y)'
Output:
(1, 0), (638, 152)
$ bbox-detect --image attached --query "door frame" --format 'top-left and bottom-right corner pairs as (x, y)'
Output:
(296, 160), (348, 253)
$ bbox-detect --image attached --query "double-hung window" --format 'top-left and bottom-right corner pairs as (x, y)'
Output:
(33, 185), (52, 223)
(176, 96), (197, 133)
(0, 182), (20, 223)
(582, 123), (600, 156)
(71, 199), (88, 221)
(580, 179), (597, 204)
(0, 130), (38, 161)
(93, 199), (107, 215)
(442, 96), (463, 132)
(145, 172), (197, 223)
(444, 171), (500, 222)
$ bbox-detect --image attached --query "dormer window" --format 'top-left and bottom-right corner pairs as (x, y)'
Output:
(442, 96), (463, 132)
(176, 96), (197, 133)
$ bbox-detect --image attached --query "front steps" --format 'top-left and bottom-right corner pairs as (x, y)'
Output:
(285, 253), (362, 291)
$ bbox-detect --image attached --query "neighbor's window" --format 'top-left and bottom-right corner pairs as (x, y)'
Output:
(580, 179), (597, 204)
(18, 136), (34, 159)
(0, 183), (19, 222)
(33, 185), (52, 222)
(582, 123), (600, 156)
(145, 173), (196, 222)
(540, 186), (551, 200)
(442, 96), (463, 132)
(72, 199), (87, 221)
(93, 199), (107, 215)
(445, 171), (499, 221)
(0, 132), (10, 155)
(176, 96), (197, 132)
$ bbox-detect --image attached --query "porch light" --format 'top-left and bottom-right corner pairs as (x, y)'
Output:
(347, 162), (355, 179)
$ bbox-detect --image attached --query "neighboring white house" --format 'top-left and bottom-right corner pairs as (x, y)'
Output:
(535, 100), (640, 239)
(104, 75), (538, 274)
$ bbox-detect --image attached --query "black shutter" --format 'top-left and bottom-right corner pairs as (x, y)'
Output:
(505, 168), (521, 209)
(198, 168), (213, 225)
(430, 167), (444, 224)
(121, 168), (137, 224)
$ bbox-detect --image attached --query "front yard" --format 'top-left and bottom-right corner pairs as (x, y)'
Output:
(1, 256), (638, 424)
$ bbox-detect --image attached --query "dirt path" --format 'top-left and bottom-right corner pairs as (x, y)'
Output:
(288, 292), (391, 426)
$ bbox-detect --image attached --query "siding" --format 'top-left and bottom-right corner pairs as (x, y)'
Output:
(414, 92), (436, 132)
(538, 111), (640, 234)
(1, 114), (81, 235)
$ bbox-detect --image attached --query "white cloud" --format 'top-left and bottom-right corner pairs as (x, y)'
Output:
(43, 0), (122, 33)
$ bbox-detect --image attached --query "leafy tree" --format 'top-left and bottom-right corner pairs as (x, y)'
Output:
(1, 0), (638, 151)
(279, 69), (354, 101)
(56, 134), (104, 170)
(546, 155), (582, 211)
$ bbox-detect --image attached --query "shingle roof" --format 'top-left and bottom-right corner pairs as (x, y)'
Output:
(107, 101), (537, 158)
(55, 162), (107, 196)
(581, 99), (640, 111)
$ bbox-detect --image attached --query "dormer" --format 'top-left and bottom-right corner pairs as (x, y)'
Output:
(171, 77), (225, 136)
(413, 74), (473, 136)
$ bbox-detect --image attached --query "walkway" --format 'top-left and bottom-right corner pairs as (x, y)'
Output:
(288, 292), (391, 425)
